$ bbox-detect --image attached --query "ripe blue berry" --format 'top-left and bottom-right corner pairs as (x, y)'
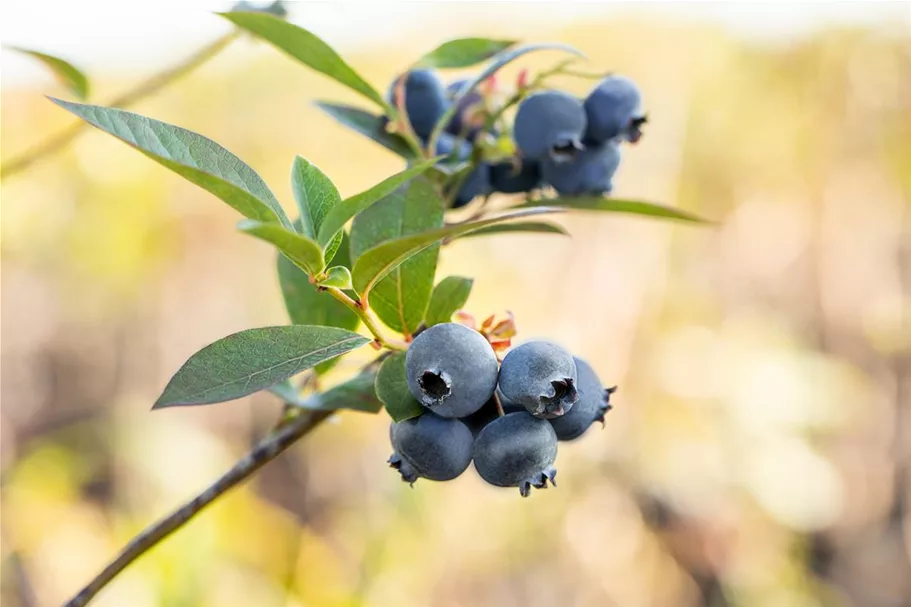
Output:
(549, 357), (615, 441)
(541, 141), (621, 196)
(435, 133), (491, 208)
(405, 322), (499, 417)
(513, 91), (587, 161)
(490, 159), (542, 194)
(498, 341), (578, 419)
(582, 75), (645, 145)
(388, 69), (449, 141)
(388, 413), (473, 483)
(472, 412), (558, 497)
(445, 78), (484, 140)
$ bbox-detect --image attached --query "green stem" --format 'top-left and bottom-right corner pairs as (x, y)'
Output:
(324, 287), (407, 351)
(1, 30), (240, 179)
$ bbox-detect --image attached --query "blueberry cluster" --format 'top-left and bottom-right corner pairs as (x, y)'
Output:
(389, 69), (646, 207)
(388, 323), (614, 496)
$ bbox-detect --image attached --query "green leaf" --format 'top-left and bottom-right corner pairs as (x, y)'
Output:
(375, 353), (424, 422)
(300, 371), (383, 413)
(51, 98), (291, 228)
(239, 220), (324, 274)
(350, 179), (444, 336)
(523, 197), (709, 223)
(416, 38), (517, 69)
(425, 276), (473, 326)
(153, 326), (370, 408)
(320, 266), (352, 289)
(314, 101), (414, 159)
(457, 221), (570, 238)
(221, 12), (388, 111)
(429, 43), (586, 146)
(352, 207), (563, 298)
(10, 47), (89, 99)
(291, 155), (341, 239)
(277, 231), (359, 375)
(316, 157), (440, 247)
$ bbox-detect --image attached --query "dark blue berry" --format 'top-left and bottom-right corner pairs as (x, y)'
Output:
(472, 412), (558, 497)
(541, 141), (621, 196)
(388, 70), (449, 141)
(388, 413), (473, 483)
(489, 159), (541, 194)
(498, 341), (578, 419)
(582, 75), (645, 145)
(549, 357), (615, 441)
(513, 91), (587, 161)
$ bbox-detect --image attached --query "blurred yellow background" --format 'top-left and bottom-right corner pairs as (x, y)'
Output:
(2, 3), (910, 606)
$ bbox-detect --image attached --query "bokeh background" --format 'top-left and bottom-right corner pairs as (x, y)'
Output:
(2, 2), (910, 606)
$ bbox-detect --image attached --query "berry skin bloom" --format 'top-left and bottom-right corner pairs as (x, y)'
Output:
(549, 357), (615, 441)
(498, 340), (579, 419)
(389, 413), (474, 483)
(472, 411), (558, 497)
(405, 322), (499, 418)
(513, 90), (587, 162)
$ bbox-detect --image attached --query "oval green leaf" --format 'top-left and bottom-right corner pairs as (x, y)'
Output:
(350, 178), (444, 336)
(221, 12), (388, 111)
(416, 38), (517, 69)
(314, 101), (415, 159)
(320, 265), (353, 289)
(10, 47), (90, 99)
(291, 155), (341, 240)
(316, 157), (440, 247)
(352, 207), (563, 298)
(375, 353), (424, 422)
(523, 197), (709, 223)
(153, 326), (370, 408)
(51, 98), (291, 228)
(457, 221), (570, 238)
(239, 220), (325, 274)
(300, 371), (383, 413)
(425, 276), (473, 327)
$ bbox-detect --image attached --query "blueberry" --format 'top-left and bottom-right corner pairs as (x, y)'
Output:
(445, 79), (485, 140)
(388, 413), (473, 483)
(435, 133), (491, 208)
(582, 75), (645, 145)
(498, 341), (578, 419)
(549, 357), (615, 441)
(541, 141), (621, 196)
(472, 412), (558, 496)
(513, 91), (587, 161)
(461, 393), (524, 436)
(405, 322), (499, 417)
(489, 159), (542, 194)
(388, 69), (449, 140)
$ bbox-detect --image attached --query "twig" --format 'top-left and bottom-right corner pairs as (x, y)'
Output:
(1, 30), (240, 179)
(63, 407), (331, 607)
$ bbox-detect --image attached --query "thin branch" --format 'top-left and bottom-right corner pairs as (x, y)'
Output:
(63, 407), (331, 607)
(1, 30), (240, 179)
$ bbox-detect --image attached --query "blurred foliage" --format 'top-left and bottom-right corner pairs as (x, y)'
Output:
(2, 12), (910, 607)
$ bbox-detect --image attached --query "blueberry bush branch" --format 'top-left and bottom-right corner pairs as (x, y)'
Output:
(44, 11), (708, 605)
(63, 407), (332, 607)
(1, 30), (240, 179)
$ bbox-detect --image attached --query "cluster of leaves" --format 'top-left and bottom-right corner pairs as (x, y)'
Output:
(47, 10), (704, 422)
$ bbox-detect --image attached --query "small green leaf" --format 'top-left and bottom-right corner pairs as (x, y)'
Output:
(320, 266), (352, 289)
(416, 38), (517, 69)
(239, 220), (324, 274)
(10, 47), (90, 99)
(267, 378), (304, 405)
(317, 157), (439, 247)
(314, 101), (414, 159)
(457, 221), (570, 238)
(221, 12), (388, 111)
(51, 98), (291, 228)
(277, 231), (359, 375)
(524, 197), (709, 223)
(153, 326), (370, 408)
(429, 43), (586, 146)
(425, 276), (473, 326)
(352, 207), (562, 298)
(291, 155), (341, 239)
(300, 371), (383, 413)
(375, 353), (424, 422)
(350, 179), (444, 336)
